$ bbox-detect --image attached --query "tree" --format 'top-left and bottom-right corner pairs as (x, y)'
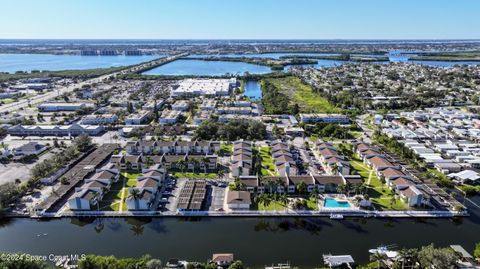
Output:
(202, 157), (210, 173)
(129, 189), (141, 210)
(310, 188), (320, 210)
(330, 163), (339, 175)
(336, 184), (346, 195)
(228, 260), (243, 269)
(217, 169), (225, 180)
(296, 181), (307, 194)
(73, 134), (92, 152)
(417, 244), (459, 269)
(474, 242), (480, 260)
(370, 252), (386, 269)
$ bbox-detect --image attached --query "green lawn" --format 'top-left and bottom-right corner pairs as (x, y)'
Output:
(350, 159), (372, 181)
(97, 180), (125, 211)
(263, 76), (341, 114)
(256, 200), (286, 211)
(305, 197), (318, 210)
(124, 172), (141, 187)
(350, 156), (407, 211)
(259, 147), (277, 176)
(171, 172), (218, 179)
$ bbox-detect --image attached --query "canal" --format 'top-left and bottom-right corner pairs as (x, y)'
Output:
(1, 196), (479, 268)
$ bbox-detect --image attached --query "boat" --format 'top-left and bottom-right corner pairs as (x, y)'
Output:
(330, 213), (344, 219)
(368, 246), (398, 259)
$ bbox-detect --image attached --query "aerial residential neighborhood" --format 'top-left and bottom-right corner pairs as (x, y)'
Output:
(1, 0), (480, 268)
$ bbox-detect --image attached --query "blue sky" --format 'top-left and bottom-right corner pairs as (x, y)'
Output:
(0, 0), (479, 39)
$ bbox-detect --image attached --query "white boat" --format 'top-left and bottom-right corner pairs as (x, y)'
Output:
(330, 213), (344, 219)
(369, 246), (398, 259)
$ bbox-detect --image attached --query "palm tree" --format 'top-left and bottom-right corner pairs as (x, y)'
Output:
(92, 192), (101, 211)
(280, 192), (288, 211)
(336, 184), (346, 195)
(129, 189), (142, 210)
(276, 178), (286, 194)
(146, 156), (154, 167)
(177, 160), (187, 173)
(345, 182), (352, 197)
(371, 252), (385, 269)
(202, 157), (210, 173)
(217, 169), (225, 180)
(262, 194), (272, 210)
(296, 181), (307, 194)
(190, 159), (199, 173)
(310, 188), (320, 211)
(330, 162), (339, 175)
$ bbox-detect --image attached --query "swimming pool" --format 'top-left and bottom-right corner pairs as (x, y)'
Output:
(324, 198), (351, 208)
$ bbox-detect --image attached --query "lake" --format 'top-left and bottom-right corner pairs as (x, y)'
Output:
(1, 196), (479, 268)
(243, 80), (262, 100)
(0, 54), (161, 73)
(143, 59), (272, 76)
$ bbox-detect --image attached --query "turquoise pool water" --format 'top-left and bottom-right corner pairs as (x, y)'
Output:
(324, 198), (351, 208)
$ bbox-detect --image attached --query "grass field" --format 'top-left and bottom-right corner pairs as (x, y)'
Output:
(350, 156), (407, 210)
(263, 76), (341, 114)
(259, 147), (277, 176)
(171, 172), (218, 179)
(256, 200), (286, 211)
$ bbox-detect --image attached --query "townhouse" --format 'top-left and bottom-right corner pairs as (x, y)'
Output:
(313, 140), (351, 175)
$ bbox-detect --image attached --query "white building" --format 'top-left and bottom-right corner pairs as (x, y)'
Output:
(299, 113), (350, 124)
(37, 102), (87, 112)
(125, 110), (152, 125)
(172, 78), (236, 97)
(81, 114), (118, 125)
(8, 123), (104, 136)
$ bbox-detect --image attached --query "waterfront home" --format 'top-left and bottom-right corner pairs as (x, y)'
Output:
(313, 175), (345, 193)
(399, 185), (425, 207)
(238, 176), (260, 193)
(96, 162), (121, 175)
(67, 189), (101, 210)
(12, 142), (46, 156)
(289, 175), (316, 193)
(210, 253), (234, 268)
(126, 188), (155, 210)
(226, 190), (251, 210)
(449, 170), (480, 184)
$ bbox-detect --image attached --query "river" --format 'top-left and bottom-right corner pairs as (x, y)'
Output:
(0, 54), (160, 73)
(1, 196), (479, 268)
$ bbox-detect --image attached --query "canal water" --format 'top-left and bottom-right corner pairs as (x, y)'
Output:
(1, 196), (479, 268)
(0, 54), (160, 73)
